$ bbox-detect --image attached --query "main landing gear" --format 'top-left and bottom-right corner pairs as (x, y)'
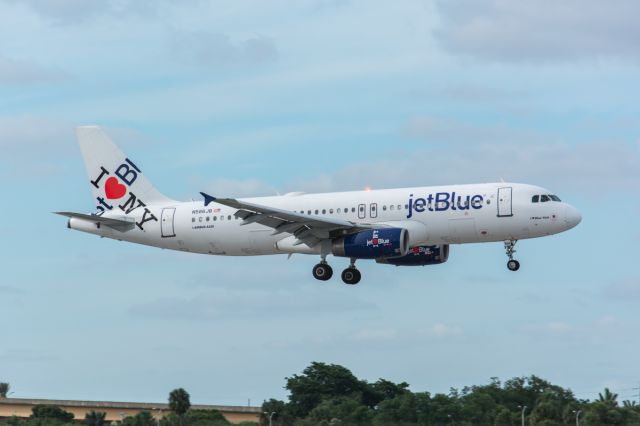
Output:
(312, 257), (361, 285)
(505, 239), (520, 271)
(312, 257), (333, 281)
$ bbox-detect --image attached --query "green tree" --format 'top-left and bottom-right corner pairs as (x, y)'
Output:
(493, 407), (513, 426)
(373, 392), (417, 425)
(84, 411), (106, 426)
(260, 399), (293, 426)
(5, 415), (23, 426)
(460, 390), (498, 425)
(306, 398), (372, 426)
(0, 383), (10, 398)
(184, 409), (229, 426)
(31, 405), (74, 423)
(168, 388), (191, 426)
(285, 362), (364, 418)
(598, 388), (618, 406)
(122, 412), (156, 426)
(369, 379), (410, 405)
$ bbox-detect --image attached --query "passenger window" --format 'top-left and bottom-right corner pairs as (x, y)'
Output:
(541, 195), (550, 202)
(307, 210), (311, 215)
(192, 218), (195, 223)
(220, 215), (224, 220)
(330, 209), (334, 214)
(322, 209), (326, 214)
(228, 215), (232, 220)
(352, 207), (356, 213)
(199, 217), (203, 222)
(404, 204), (409, 210)
(390, 205), (394, 211)
(206, 216), (210, 222)
(337, 208), (341, 213)
(382, 205), (387, 211)
(532, 195), (539, 203)
(213, 216), (217, 221)
(315, 209), (319, 214)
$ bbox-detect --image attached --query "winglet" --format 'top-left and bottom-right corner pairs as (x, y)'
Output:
(200, 192), (216, 206)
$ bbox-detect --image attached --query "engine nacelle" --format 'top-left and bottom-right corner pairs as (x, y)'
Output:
(332, 228), (409, 259)
(376, 244), (450, 266)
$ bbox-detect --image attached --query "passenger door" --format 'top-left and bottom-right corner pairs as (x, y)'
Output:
(497, 187), (513, 217)
(161, 207), (176, 237)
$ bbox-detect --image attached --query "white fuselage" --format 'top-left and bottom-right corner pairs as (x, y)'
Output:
(69, 182), (582, 257)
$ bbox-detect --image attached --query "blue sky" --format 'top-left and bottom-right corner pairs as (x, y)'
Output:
(1, 0), (640, 406)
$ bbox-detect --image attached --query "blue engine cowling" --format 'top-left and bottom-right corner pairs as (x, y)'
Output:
(332, 228), (409, 259)
(376, 244), (450, 266)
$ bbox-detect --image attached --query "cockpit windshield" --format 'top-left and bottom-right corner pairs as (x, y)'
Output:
(532, 194), (562, 203)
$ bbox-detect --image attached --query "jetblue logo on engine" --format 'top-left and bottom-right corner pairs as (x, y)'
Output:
(367, 230), (392, 248)
(407, 192), (484, 219)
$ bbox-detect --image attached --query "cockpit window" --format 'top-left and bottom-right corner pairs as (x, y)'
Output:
(540, 195), (550, 202)
(549, 195), (561, 202)
(532, 195), (539, 203)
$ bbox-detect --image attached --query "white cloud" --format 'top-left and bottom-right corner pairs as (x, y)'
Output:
(604, 279), (640, 300)
(428, 323), (462, 337)
(201, 178), (279, 198)
(0, 115), (73, 150)
(545, 321), (573, 334)
(2, 0), (169, 25)
(288, 117), (640, 195)
(434, 0), (640, 62)
(0, 54), (67, 85)
(169, 30), (278, 68)
(353, 327), (398, 342)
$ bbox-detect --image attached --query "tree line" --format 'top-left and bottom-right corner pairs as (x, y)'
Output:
(3, 364), (640, 426)
(259, 362), (640, 426)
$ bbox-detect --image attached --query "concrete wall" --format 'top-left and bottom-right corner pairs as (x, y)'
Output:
(0, 399), (260, 425)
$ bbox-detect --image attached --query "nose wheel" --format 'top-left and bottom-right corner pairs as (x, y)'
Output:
(504, 240), (520, 271)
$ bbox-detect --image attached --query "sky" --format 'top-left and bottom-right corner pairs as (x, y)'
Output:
(1, 0), (640, 407)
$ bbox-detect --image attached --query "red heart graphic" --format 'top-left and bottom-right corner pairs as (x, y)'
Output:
(105, 176), (127, 199)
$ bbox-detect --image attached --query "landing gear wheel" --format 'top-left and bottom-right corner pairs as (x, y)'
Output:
(341, 267), (361, 285)
(312, 263), (333, 281)
(504, 240), (520, 272)
(507, 259), (520, 272)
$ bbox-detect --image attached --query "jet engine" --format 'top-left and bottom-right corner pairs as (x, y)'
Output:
(332, 228), (409, 259)
(376, 244), (450, 266)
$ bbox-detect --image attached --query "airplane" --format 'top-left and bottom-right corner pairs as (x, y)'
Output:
(56, 126), (582, 285)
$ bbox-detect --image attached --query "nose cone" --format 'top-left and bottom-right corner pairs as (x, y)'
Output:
(564, 204), (582, 229)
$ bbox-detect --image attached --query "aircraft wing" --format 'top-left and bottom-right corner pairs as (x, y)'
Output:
(200, 192), (369, 247)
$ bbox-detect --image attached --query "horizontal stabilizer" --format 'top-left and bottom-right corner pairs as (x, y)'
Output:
(55, 212), (136, 232)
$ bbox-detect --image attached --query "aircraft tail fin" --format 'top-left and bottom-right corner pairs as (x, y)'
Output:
(76, 126), (173, 212)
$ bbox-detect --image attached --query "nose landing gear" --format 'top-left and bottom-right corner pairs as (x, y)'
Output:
(505, 240), (520, 271)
